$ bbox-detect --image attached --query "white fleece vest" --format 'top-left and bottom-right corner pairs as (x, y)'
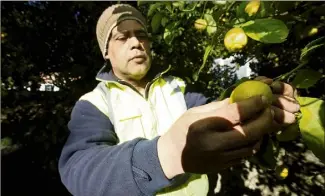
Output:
(80, 75), (209, 196)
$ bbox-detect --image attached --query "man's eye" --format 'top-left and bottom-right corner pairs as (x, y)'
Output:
(117, 36), (127, 40)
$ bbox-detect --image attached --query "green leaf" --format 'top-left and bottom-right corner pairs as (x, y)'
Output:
(204, 14), (217, 35)
(297, 97), (325, 163)
(241, 19), (289, 43)
(161, 17), (169, 27)
(151, 13), (163, 33)
(213, 0), (227, 5)
(137, 0), (150, 7)
(276, 123), (300, 142)
(193, 45), (213, 81)
(163, 24), (173, 45)
(300, 36), (325, 61)
(148, 3), (162, 17)
(163, 21), (180, 45)
(292, 69), (322, 89)
(1, 137), (12, 150)
(165, 2), (173, 13)
(172, 1), (185, 10)
(257, 2), (273, 18)
(236, 1), (249, 19)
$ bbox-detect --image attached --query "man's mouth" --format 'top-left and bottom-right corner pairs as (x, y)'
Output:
(131, 54), (146, 60)
(130, 55), (147, 62)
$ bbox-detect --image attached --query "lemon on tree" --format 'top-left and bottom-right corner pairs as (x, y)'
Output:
(194, 18), (207, 31)
(224, 27), (248, 52)
(245, 0), (261, 17)
(308, 27), (318, 36)
(275, 165), (289, 180)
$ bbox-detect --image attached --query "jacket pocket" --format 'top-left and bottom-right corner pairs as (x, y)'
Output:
(119, 114), (142, 122)
(115, 109), (146, 143)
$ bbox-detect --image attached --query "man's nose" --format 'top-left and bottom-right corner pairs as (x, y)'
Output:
(129, 36), (142, 50)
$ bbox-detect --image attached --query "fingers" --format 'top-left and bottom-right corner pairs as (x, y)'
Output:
(236, 107), (275, 137)
(254, 76), (273, 85)
(255, 76), (298, 99)
(221, 139), (263, 162)
(187, 140), (262, 173)
(271, 105), (296, 125)
(214, 107), (275, 150)
(214, 95), (268, 125)
(272, 94), (300, 113)
(271, 81), (297, 98)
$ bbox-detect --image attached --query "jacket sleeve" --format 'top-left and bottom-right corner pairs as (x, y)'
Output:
(184, 84), (210, 109)
(58, 100), (175, 196)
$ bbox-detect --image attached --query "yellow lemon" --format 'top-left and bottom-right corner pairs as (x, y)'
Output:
(224, 27), (248, 52)
(308, 27), (318, 36)
(194, 19), (208, 31)
(229, 80), (273, 104)
(275, 165), (289, 180)
(245, 0), (261, 16)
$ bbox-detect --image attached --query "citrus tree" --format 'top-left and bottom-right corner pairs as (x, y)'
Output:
(138, 0), (325, 194)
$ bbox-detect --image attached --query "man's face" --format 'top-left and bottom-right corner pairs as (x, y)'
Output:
(105, 20), (151, 81)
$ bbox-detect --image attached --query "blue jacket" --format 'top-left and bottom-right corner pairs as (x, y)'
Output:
(58, 65), (208, 196)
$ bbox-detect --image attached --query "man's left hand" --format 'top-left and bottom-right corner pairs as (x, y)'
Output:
(255, 76), (300, 126)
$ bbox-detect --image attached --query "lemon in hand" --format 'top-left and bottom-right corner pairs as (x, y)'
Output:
(230, 81), (276, 169)
(229, 80), (273, 104)
(224, 27), (248, 52)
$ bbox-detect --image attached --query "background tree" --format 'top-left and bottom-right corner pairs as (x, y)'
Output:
(1, 1), (324, 195)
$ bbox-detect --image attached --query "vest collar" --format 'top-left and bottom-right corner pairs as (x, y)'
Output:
(95, 61), (171, 83)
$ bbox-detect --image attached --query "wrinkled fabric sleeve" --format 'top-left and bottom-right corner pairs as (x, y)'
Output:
(58, 100), (175, 196)
(184, 84), (210, 109)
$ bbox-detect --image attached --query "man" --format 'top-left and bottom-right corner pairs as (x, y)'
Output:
(58, 4), (300, 196)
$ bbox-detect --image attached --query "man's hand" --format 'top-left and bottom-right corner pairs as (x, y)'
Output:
(254, 76), (300, 126)
(157, 96), (278, 179)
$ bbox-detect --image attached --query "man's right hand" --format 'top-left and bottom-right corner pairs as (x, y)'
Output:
(157, 96), (279, 179)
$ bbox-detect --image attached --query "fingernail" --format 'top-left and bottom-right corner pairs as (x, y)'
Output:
(261, 96), (268, 105)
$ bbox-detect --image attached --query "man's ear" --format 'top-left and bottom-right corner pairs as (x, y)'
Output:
(104, 39), (111, 60)
(104, 53), (110, 61)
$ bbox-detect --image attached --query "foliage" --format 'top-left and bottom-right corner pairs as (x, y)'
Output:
(1, 1), (325, 195)
(137, 1), (325, 194)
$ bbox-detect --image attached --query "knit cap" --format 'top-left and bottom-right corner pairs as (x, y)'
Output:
(96, 4), (147, 58)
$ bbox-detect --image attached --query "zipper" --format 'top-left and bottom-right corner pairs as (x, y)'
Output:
(118, 79), (144, 98)
(116, 72), (163, 101)
(144, 65), (171, 99)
